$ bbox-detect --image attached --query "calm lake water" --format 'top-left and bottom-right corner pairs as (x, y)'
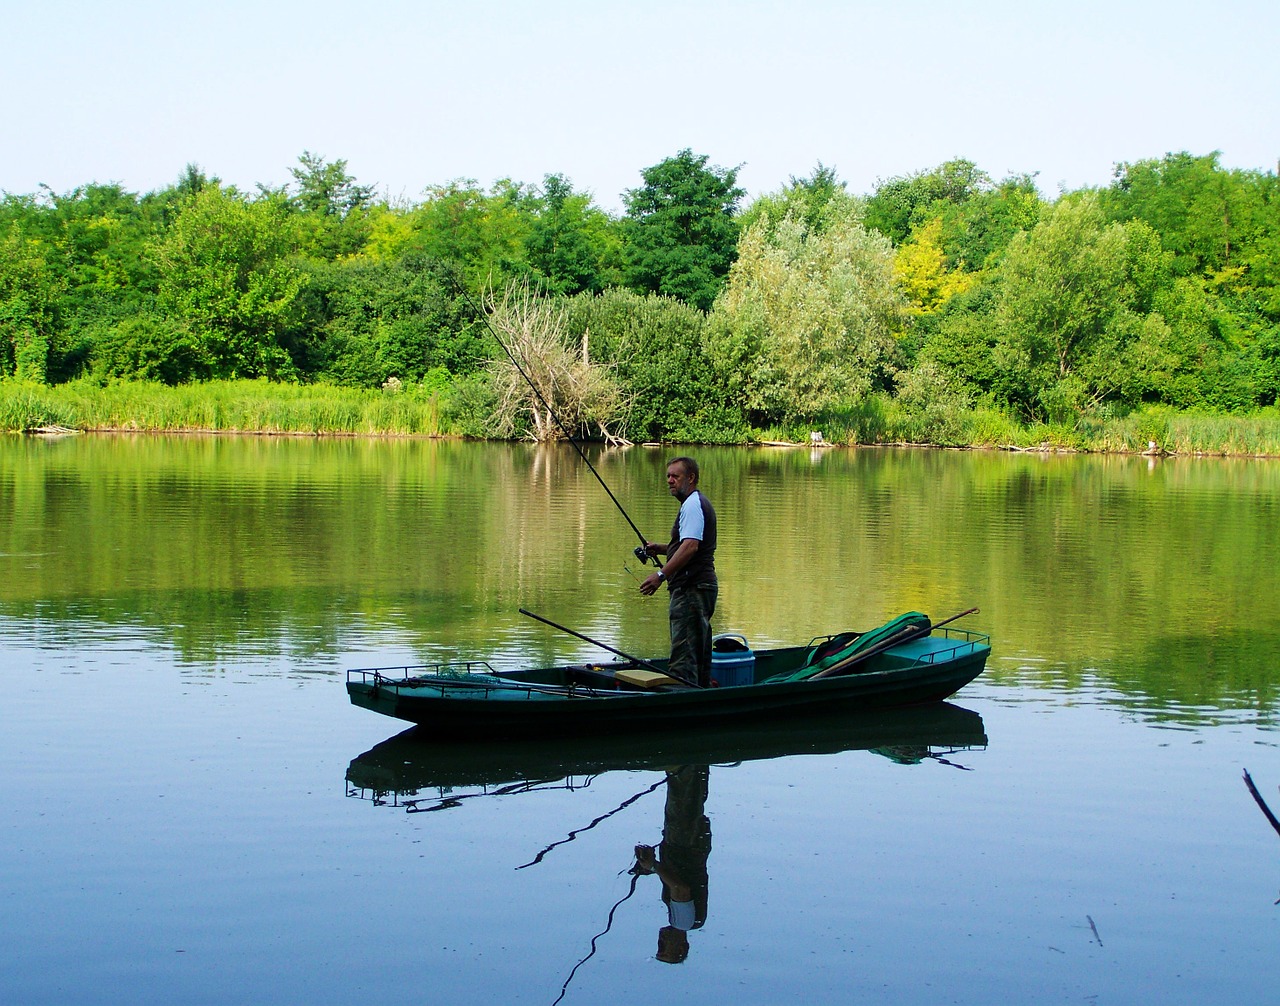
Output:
(2, 434), (1278, 1005)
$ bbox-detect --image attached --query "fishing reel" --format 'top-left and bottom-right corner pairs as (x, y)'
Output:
(633, 544), (652, 566)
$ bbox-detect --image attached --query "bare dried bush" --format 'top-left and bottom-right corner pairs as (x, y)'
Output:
(485, 281), (632, 444)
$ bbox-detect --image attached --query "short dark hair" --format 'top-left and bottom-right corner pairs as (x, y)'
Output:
(667, 456), (699, 483)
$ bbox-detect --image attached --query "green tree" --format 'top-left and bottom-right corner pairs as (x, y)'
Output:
(408, 179), (532, 293)
(290, 150), (375, 218)
(1104, 152), (1267, 276)
(301, 253), (488, 387)
(622, 149), (744, 311)
(706, 192), (902, 423)
(0, 223), (66, 380)
(563, 287), (731, 441)
(989, 194), (1179, 418)
(523, 173), (623, 296)
(932, 173), (1043, 271)
(865, 158), (990, 246)
(151, 185), (306, 379)
(289, 151), (376, 259)
(739, 163), (847, 240)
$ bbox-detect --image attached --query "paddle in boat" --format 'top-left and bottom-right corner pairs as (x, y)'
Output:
(345, 608), (991, 737)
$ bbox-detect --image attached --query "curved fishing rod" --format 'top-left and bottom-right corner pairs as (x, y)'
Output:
(448, 274), (657, 566)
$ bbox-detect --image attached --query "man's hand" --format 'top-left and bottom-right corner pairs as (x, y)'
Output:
(634, 844), (657, 873)
(639, 571), (663, 596)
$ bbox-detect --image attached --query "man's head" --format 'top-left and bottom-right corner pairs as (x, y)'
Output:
(666, 457), (698, 502)
(656, 925), (690, 964)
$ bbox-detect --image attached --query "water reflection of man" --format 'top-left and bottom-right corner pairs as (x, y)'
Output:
(634, 765), (711, 964)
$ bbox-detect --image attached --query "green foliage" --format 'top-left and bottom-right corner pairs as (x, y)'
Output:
(1, 147), (1277, 448)
(706, 192), (902, 424)
(739, 163), (848, 240)
(90, 312), (205, 384)
(622, 149), (744, 311)
(865, 159), (991, 246)
(523, 173), (624, 296)
(987, 194), (1180, 418)
(290, 150), (375, 219)
(152, 184), (306, 379)
(301, 254), (490, 387)
(1104, 152), (1270, 276)
(931, 174), (1043, 271)
(562, 287), (729, 441)
(288, 151), (376, 259)
(407, 179), (532, 294)
(0, 222), (66, 380)
(889, 359), (976, 445)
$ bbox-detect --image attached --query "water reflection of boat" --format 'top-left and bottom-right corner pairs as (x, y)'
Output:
(345, 702), (987, 808)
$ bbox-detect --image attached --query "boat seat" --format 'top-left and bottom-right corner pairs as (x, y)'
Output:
(615, 668), (684, 690)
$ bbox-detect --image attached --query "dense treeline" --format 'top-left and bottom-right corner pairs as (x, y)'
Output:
(2, 149), (1278, 445)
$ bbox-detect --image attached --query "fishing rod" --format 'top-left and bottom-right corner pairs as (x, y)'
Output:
(449, 274), (658, 567)
(519, 608), (672, 677)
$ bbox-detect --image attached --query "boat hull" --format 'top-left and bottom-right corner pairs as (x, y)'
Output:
(346, 631), (991, 738)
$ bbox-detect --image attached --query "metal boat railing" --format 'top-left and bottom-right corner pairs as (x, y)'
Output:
(347, 661), (498, 686)
(901, 627), (991, 668)
(346, 664), (627, 700)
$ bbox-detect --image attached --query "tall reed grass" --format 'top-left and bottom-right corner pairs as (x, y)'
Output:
(0, 379), (447, 436)
(756, 397), (1280, 456)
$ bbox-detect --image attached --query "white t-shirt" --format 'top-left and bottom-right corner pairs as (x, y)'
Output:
(667, 898), (696, 932)
(676, 490), (705, 542)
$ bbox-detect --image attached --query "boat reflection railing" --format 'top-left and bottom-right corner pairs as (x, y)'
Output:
(347, 774), (599, 811)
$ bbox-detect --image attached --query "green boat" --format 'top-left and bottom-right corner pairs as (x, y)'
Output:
(345, 612), (991, 737)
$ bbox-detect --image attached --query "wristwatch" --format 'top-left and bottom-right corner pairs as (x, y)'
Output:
(657, 570), (666, 582)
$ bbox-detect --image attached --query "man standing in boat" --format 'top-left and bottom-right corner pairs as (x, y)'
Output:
(639, 457), (718, 687)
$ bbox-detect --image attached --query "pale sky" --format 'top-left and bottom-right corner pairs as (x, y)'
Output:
(3, 0), (1276, 212)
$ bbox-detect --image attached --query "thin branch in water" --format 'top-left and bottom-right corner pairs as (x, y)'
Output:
(1087, 914), (1103, 946)
(1243, 769), (1280, 838)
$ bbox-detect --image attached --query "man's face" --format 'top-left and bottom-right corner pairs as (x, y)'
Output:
(666, 463), (696, 502)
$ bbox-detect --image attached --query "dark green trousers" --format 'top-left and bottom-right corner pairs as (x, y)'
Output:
(668, 581), (718, 687)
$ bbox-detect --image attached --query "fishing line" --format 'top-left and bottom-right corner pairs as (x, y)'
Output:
(551, 867), (643, 1006)
(448, 274), (656, 562)
(515, 775), (669, 870)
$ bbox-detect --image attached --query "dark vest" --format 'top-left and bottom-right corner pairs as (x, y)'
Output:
(667, 491), (717, 589)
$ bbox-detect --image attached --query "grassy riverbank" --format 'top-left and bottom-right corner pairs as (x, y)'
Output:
(0, 378), (447, 437)
(4, 378), (1280, 455)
